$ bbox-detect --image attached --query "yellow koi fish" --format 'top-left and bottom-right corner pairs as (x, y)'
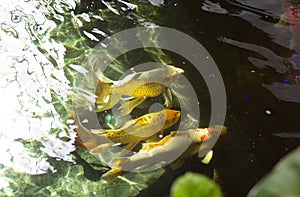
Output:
(95, 65), (184, 116)
(74, 109), (181, 154)
(102, 125), (227, 181)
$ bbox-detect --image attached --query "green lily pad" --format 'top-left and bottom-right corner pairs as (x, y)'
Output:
(170, 172), (223, 197)
(247, 146), (300, 197)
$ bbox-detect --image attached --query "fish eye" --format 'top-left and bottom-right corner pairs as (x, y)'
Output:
(163, 77), (170, 83)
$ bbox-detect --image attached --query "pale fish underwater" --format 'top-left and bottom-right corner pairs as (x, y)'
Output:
(102, 125), (227, 181)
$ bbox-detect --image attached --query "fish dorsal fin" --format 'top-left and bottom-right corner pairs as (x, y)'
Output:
(140, 132), (176, 152)
(90, 128), (108, 135)
(89, 143), (114, 154)
(95, 69), (114, 84)
(120, 114), (150, 131)
(140, 142), (159, 152)
(114, 72), (143, 87)
(119, 118), (138, 131)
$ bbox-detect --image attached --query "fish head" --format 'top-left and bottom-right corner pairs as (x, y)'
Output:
(193, 128), (211, 143)
(159, 65), (184, 86)
(193, 125), (226, 143)
(197, 125), (226, 156)
(208, 125), (227, 136)
(278, 2), (300, 28)
(140, 65), (183, 86)
(164, 109), (181, 126)
(281, 2), (299, 24)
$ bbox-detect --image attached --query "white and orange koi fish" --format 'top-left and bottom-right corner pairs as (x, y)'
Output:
(102, 125), (227, 181)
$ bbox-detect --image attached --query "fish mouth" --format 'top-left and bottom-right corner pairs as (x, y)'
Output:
(208, 125), (227, 136)
(174, 67), (184, 74)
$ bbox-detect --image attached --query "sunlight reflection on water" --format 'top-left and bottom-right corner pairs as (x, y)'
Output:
(0, 0), (76, 175)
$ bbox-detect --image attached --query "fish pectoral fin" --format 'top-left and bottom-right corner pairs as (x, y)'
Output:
(141, 132), (176, 151)
(124, 142), (139, 151)
(146, 130), (164, 143)
(140, 142), (159, 152)
(114, 72), (143, 86)
(170, 159), (184, 170)
(163, 88), (173, 108)
(89, 143), (114, 154)
(119, 142), (139, 157)
(101, 168), (123, 182)
(95, 93), (121, 112)
(201, 150), (213, 164)
(118, 97), (146, 116)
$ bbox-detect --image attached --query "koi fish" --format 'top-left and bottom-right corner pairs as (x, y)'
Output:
(102, 125), (227, 181)
(95, 65), (184, 116)
(276, 2), (300, 52)
(74, 109), (181, 154)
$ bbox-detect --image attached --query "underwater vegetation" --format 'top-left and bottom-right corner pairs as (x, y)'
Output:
(247, 145), (300, 197)
(170, 146), (300, 197)
(170, 172), (223, 197)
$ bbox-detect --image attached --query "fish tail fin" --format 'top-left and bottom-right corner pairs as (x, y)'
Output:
(101, 157), (130, 181)
(96, 80), (114, 99)
(73, 110), (97, 149)
(73, 112), (93, 135)
(95, 70), (116, 100)
(95, 80), (121, 112)
(209, 125), (227, 136)
(118, 97), (146, 116)
(89, 143), (114, 154)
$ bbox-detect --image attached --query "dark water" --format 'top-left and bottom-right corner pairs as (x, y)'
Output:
(134, 0), (300, 197)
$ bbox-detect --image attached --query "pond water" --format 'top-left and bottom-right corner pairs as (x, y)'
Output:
(0, 0), (299, 196)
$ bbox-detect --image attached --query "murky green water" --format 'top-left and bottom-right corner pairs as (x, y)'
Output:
(0, 0), (299, 196)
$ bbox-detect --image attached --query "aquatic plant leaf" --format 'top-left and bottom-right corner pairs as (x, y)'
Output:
(247, 146), (300, 197)
(170, 172), (223, 197)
